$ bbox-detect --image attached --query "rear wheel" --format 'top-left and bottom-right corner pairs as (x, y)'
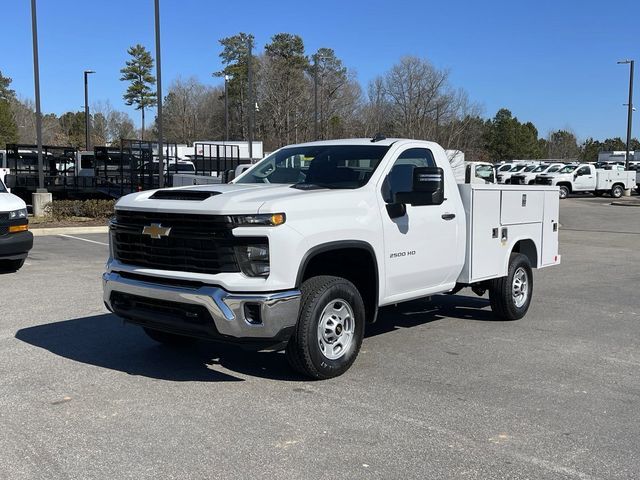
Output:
(489, 253), (533, 320)
(143, 327), (195, 347)
(0, 258), (25, 272)
(286, 275), (365, 379)
(611, 184), (624, 198)
(558, 185), (569, 199)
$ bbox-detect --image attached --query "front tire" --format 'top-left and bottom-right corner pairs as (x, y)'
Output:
(489, 253), (533, 320)
(286, 275), (365, 379)
(0, 258), (25, 272)
(558, 185), (569, 199)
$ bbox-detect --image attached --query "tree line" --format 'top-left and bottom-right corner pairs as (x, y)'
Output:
(1, 31), (638, 161)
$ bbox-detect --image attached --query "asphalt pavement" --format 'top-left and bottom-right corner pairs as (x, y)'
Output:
(1, 196), (639, 479)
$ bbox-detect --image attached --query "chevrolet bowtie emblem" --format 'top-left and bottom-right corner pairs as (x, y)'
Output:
(142, 223), (171, 239)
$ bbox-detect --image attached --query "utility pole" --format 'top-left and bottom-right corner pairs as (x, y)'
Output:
(247, 37), (253, 162)
(313, 57), (319, 140)
(224, 74), (230, 142)
(30, 0), (44, 190)
(84, 70), (95, 151)
(154, 0), (165, 187)
(617, 60), (634, 171)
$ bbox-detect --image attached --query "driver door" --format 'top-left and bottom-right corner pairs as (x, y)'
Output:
(573, 165), (595, 191)
(377, 147), (461, 302)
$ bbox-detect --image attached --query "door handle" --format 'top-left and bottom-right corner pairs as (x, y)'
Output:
(441, 213), (456, 221)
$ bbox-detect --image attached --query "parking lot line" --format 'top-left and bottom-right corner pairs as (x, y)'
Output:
(58, 234), (109, 246)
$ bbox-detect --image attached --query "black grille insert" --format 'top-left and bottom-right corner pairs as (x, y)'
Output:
(111, 210), (266, 274)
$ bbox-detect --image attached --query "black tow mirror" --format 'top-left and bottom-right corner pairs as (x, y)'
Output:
(396, 167), (445, 206)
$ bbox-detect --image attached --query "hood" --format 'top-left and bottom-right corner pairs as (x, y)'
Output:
(115, 183), (340, 215)
(0, 192), (27, 212)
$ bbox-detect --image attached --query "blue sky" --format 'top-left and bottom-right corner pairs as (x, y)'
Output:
(1, 0), (638, 141)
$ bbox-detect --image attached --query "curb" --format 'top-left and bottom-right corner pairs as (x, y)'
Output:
(31, 226), (109, 236)
(611, 201), (640, 207)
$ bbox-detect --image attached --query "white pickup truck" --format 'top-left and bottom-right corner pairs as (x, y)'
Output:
(103, 138), (561, 379)
(510, 163), (564, 185)
(535, 163), (636, 199)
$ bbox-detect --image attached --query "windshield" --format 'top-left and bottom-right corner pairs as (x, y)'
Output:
(510, 165), (526, 172)
(523, 165), (536, 172)
(533, 165), (547, 173)
(547, 166), (561, 173)
(498, 165), (512, 172)
(475, 165), (495, 182)
(559, 165), (578, 173)
(0, 178), (6, 193)
(168, 163), (195, 172)
(235, 145), (391, 188)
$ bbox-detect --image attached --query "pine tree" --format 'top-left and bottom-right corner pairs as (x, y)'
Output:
(120, 44), (157, 140)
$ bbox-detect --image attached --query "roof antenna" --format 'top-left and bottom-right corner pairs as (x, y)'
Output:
(371, 133), (386, 143)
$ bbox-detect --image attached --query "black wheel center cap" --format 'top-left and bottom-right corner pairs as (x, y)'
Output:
(335, 324), (343, 335)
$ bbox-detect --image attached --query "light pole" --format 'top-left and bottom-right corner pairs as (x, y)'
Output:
(617, 59), (634, 171)
(246, 37), (254, 161)
(224, 74), (230, 142)
(154, 0), (165, 188)
(84, 70), (95, 151)
(30, 0), (44, 190)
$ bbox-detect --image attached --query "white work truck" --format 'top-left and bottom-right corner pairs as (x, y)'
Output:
(535, 163), (636, 199)
(103, 138), (561, 379)
(510, 163), (564, 185)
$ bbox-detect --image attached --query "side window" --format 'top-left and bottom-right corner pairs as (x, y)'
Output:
(577, 166), (590, 176)
(385, 148), (437, 200)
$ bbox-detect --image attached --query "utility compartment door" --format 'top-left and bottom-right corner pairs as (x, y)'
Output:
(541, 190), (560, 266)
(470, 189), (503, 280)
(500, 190), (544, 225)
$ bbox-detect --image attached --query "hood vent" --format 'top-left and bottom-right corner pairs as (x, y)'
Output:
(150, 190), (222, 201)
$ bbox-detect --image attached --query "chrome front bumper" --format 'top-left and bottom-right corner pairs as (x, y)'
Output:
(102, 271), (301, 340)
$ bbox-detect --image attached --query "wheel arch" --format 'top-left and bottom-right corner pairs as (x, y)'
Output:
(296, 241), (380, 323)
(510, 238), (538, 269)
(556, 181), (572, 193)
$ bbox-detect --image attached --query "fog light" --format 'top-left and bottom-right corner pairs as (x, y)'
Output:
(243, 303), (262, 325)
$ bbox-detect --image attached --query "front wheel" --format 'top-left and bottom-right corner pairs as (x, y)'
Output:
(610, 184), (624, 198)
(559, 186), (569, 199)
(489, 253), (533, 320)
(286, 275), (365, 379)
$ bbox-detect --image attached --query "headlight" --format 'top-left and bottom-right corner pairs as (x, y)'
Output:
(231, 213), (285, 226)
(9, 208), (28, 219)
(234, 243), (270, 277)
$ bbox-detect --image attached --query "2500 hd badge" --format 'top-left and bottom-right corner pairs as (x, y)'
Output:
(389, 250), (416, 259)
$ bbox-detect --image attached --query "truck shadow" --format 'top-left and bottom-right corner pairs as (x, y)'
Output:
(366, 294), (494, 338)
(15, 313), (304, 383)
(14, 295), (494, 382)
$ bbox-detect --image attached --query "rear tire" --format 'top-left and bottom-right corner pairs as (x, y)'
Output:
(489, 253), (533, 320)
(286, 275), (365, 379)
(143, 327), (195, 347)
(0, 258), (25, 272)
(610, 184), (624, 198)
